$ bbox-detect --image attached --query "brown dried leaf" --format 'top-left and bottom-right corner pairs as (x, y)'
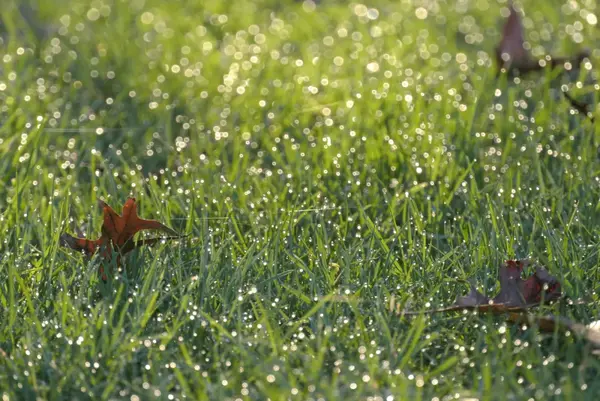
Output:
(493, 259), (531, 305)
(61, 198), (182, 280)
(455, 284), (490, 307)
(492, 260), (561, 307)
(400, 259), (561, 315)
(495, 3), (589, 77)
(496, 2), (529, 71)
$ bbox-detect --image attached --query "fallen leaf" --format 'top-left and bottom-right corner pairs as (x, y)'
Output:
(494, 2), (594, 119)
(61, 198), (181, 279)
(397, 259), (599, 351)
(495, 3), (588, 75)
(455, 259), (561, 309)
(495, 2), (529, 71)
(401, 259), (561, 315)
(455, 284), (490, 307)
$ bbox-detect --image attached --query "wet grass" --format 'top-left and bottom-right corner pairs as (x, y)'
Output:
(1, 0), (600, 399)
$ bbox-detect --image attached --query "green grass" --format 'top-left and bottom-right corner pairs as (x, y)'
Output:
(1, 0), (600, 399)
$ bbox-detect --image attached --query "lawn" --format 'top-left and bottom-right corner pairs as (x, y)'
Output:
(1, 0), (600, 399)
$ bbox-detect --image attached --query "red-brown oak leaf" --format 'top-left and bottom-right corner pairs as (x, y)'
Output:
(400, 259), (562, 316)
(99, 198), (179, 247)
(60, 198), (181, 279)
(495, 2), (589, 75)
(455, 259), (561, 310)
(496, 2), (529, 71)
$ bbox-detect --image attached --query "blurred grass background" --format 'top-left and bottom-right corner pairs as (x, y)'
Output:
(1, 0), (600, 399)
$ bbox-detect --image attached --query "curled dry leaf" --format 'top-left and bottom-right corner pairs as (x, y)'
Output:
(495, 1), (529, 71)
(456, 259), (561, 308)
(495, 2), (589, 75)
(494, 2), (593, 120)
(60, 197), (181, 280)
(401, 259), (561, 315)
(399, 260), (600, 351)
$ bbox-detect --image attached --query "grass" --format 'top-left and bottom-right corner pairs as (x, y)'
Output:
(1, 0), (600, 399)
